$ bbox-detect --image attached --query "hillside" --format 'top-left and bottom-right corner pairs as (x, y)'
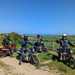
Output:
(0, 32), (75, 75)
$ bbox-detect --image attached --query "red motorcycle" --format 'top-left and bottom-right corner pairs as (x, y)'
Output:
(0, 44), (16, 57)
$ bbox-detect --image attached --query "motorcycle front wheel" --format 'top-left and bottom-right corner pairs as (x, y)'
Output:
(28, 54), (39, 65)
(69, 57), (75, 69)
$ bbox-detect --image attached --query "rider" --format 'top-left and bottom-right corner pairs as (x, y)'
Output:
(34, 34), (45, 52)
(56, 34), (75, 60)
(2, 34), (11, 49)
(20, 35), (32, 49)
(19, 35), (32, 65)
(2, 34), (12, 55)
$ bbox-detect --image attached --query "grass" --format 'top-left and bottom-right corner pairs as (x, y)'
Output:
(37, 50), (57, 62)
(38, 52), (52, 62)
(37, 50), (75, 75)
(47, 61), (75, 75)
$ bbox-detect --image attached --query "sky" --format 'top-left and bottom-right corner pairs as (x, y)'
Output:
(0, 0), (75, 34)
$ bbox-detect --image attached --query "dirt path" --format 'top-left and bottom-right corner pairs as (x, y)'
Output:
(0, 57), (58, 75)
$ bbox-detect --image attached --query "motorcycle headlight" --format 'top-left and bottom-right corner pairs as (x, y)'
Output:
(70, 50), (73, 53)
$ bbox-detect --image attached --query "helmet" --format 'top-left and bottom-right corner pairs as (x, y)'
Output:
(37, 34), (41, 38)
(62, 34), (67, 37)
(22, 34), (28, 40)
(62, 34), (67, 39)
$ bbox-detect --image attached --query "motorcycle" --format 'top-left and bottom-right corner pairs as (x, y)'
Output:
(57, 48), (75, 69)
(17, 47), (39, 65)
(28, 48), (39, 65)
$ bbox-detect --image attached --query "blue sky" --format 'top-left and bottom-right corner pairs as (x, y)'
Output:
(0, 0), (75, 34)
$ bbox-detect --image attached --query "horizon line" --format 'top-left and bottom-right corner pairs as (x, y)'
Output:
(0, 32), (75, 35)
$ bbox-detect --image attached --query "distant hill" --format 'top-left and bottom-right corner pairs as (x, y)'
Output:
(0, 32), (75, 43)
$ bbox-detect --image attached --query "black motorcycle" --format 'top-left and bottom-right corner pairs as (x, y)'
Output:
(17, 47), (39, 65)
(52, 48), (75, 69)
(28, 48), (39, 65)
(59, 49), (75, 69)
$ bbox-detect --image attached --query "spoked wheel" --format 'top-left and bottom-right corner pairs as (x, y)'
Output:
(18, 54), (26, 65)
(68, 57), (75, 69)
(28, 54), (39, 65)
